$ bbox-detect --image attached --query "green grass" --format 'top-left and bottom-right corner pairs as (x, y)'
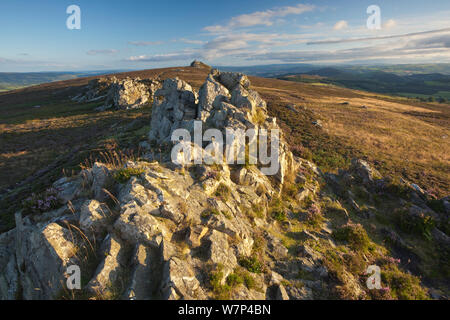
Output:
(214, 183), (231, 202)
(333, 223), (372, 252)
(393, 208), (435, 241)
(209, 264), (232, 300)
(229, 268), (258, 291)
(225, 273), (244, 287)
(305, 204), (325, 229)
(381, 264), (430, 300)
(271, 210), (286, 222)
(209, 265), (260, 300)
(200, 208), (221, 219)
(113, 167), (145, 183)
(268, 196), (288, 222)
(238, 256), (263, 274)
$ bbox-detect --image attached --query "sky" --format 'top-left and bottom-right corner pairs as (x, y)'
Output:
(1, 0), (450, 71)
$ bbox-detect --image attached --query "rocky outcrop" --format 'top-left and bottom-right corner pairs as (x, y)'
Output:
(148, 69), (296, 189)
(0, 230), (18, 300)
(350, 159), (382, 186)
(0, 71), (333, 300)
(79, 200), (110, 238)
(102, 77), (156, 110)
(14, 216), (83, 300)
(72, 77), (161, 111)
(190, 60), (211, 69)
(1, 70), (441, 301)
(149, 78), (198, 143)
(85, 234), (129, 296)
(71, 77), (116, 103)
(149, 69), (268, 142)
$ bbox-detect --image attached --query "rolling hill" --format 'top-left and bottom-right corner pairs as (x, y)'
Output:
(0, 64), (448, 300)
(279, 67), (450, 101)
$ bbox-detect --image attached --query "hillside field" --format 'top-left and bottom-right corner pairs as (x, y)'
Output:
(0, 66), (449, 231)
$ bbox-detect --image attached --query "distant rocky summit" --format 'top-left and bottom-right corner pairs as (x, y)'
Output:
(0, 70), (447, 300)
(72, 76), (161, 111)
(190, 60), (211, 69)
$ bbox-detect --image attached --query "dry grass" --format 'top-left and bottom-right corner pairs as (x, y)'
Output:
(0, 65), (448, 231)
(308, 98), (448, 190)
(0, 108), (149, 188)
(249, 76), (450, 197)
(0, 99), (156, 231)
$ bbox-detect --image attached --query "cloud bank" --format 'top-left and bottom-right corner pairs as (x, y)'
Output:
(204, 4), (315, 33)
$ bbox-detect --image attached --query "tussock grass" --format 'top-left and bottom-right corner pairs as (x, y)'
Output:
(113, 167), (145, 184)
(250, 76), (449, 197)
(214, 183), (231, 202)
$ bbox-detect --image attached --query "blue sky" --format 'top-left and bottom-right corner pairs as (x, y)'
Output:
(1, 0), (450, 71)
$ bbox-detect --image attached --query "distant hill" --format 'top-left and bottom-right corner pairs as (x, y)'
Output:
(281, 67), (450, 101)
(215, 63), (450, 78)
(344, 64), (450, 76)
(215, 63), (318, 77)
(3, 63), (450, 96)
(305, 67), (351, 78)
(0, 70), (129, 92)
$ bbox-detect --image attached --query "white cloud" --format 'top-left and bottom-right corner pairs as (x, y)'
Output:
(204, 3), (314, 33)
(383, 19), (397, 29)
(87, 49), (119, 56)
(125, 32), (313, 64)
(127, 28), (450, 65)
(126, 51), (198, 62)
(178, 38), (206, 45)
(200, 33), (311, 59)
(242, 32), (450, 63)
(124, 9), (450, 66)
(299, 22), (324, 29)
(307, 27), (450, 45)
(203, 25), (229, 34)
(407, 33), (450, 49)
(128, 41), (163, 46)
(333, 20), (348, 30)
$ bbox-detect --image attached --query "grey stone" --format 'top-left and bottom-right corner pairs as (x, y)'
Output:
(86, 234), (129, 296)
(79, 200), (110, 237)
